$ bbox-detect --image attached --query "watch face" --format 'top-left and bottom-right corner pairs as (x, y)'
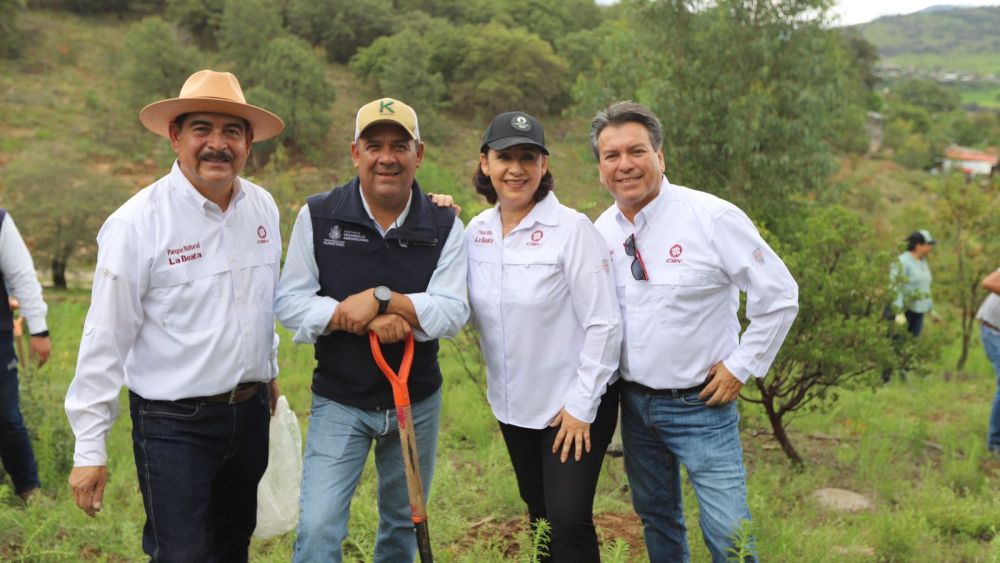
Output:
(375, 286), (391, 302)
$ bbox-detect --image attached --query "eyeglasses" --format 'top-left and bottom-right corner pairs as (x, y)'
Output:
(623, 233), (649, 281)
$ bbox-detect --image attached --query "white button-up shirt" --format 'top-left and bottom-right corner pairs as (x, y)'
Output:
(275, 186), (469, 344)
(0, 213), (48, 334)
(66, 162), (281, 466)
(468, 192), (621, 428)
(594, 177), (798, 389)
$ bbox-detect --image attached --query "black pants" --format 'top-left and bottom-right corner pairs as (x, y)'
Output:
(499, 380), (620, 563)
(129, 384), (270, 563)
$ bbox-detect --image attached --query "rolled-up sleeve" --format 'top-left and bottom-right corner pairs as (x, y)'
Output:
(713, 209), (799, 382)
(275, 205), (339, 344)
(407, 216), (470, 341)
(562, 217), (622, 423)
(65, 219), (146, 466)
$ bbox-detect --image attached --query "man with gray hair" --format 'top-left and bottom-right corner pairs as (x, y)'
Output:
(590, 101), (799, 562)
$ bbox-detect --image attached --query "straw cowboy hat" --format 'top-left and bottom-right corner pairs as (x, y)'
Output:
(139, 70), (284, 141)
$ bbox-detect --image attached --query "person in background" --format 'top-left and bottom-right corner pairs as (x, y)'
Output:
(891, 229), (937, 338)
(590, 101), (799, 563)
(275, 98), (468, 563)
(466, 111), (621, 562)
(65, 69), (283, 562)
(0, 209), (52, 502)
(978, 268), (1000, 457)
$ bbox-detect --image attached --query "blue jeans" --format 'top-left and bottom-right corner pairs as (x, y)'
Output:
(129, 384), (270, 563)
(294, 389), (441, 563)
(620, 383), (756, 563)
(0, 334), (39, 496)
(905, 310), (925, 337)
(983, 324), (1000, 452)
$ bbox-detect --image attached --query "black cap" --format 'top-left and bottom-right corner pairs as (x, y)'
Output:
(480, 111), (548, 155)
(906, 229), (936, 246)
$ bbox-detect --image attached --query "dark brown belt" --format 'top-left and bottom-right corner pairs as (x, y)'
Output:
(984, 320), (999, 332)
(195, 382), (260, 404)
(625, 379), (709, 398)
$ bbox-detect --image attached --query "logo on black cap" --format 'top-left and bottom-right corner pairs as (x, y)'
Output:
(511, 115), (531, 132)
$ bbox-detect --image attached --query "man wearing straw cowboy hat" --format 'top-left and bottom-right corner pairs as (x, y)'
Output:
(65, 70), (285, 562)
(275, 97), (468, 562)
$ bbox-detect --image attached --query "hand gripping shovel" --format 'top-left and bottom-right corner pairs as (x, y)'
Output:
(369, 331), (433, 563)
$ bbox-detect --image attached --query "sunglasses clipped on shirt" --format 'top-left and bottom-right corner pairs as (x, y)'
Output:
(623, 233), (649, 281)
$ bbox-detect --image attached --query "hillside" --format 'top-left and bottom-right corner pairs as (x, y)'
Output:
(855, 6), (1000, 76)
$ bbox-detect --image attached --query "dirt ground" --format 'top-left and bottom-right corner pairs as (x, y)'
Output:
(457, 511), (645, 558)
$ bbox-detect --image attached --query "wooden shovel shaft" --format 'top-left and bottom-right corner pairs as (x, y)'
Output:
(397, 404), (433, 562)
(369, 332), (433, 562)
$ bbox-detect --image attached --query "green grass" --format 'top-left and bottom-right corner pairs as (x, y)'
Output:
(2, 289), (999, 561)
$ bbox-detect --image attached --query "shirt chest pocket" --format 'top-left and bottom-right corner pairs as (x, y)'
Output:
(148, 266), (227, 331)
(501, 259), (565, 304)
(653, 270), (723, 327)
(244, 252), (277, 313)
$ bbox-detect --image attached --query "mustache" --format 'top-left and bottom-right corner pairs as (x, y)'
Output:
(199, 150), (234, 163)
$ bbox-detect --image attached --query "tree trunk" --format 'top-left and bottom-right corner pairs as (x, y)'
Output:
(760, 393), (803, 466)
(957, 322), (970, 371)
(51, 258), (67, 289)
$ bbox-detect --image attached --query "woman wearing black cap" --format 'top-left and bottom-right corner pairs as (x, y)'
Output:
(465, 112), (622, 561)
(892, 229), (936, 338)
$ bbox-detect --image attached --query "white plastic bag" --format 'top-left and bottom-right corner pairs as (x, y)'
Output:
(254, 395), (302, 539)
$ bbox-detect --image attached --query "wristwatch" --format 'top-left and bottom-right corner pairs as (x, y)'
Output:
(374, 286), (392, 315)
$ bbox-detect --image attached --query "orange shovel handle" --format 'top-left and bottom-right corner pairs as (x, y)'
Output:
(369, 331), (415, 408)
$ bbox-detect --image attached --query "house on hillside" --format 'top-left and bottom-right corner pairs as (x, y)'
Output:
(941, 145), (999, 177)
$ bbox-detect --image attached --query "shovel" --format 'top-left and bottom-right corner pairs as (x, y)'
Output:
(369, 331), (433, 563)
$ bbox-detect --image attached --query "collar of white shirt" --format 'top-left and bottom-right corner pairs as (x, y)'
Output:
(484, 190), (562, 233)
(613, 175), (671, 233)
(169, 160), (246, 217)
(358, 183), (414, 237)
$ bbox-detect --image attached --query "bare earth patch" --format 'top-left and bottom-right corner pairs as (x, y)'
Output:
(456, 511), (644, 557)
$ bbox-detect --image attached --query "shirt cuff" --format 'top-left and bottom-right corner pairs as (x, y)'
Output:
(406, 293), (433, 342)
(293, 297), (338, 344)
(25, 317), (48, 335)
(722, 358), (754, 383)
(74, 439), (108, 467)
(564, 395), (599, 425)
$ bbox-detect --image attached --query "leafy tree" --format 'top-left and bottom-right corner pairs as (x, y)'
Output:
(165, 0), (225, 48)
(495, 0), (602, 44)
(393, 0), (498, 24)
(350, 28), (446, 113)
(218, 0), (285, 74)
(449, 22), (570, 116)
(245, 36), (335, 165)
(0, 0), (26, 59)
(744, 206), (925, 464)
(286, 0), (396, 63)
(930, 173), (1000, 370)
(838, 27), (879, 90)
(573, 0), (864, 237)
(122, 16), (200, 107)
(28, 0), (132, 15)
(889, 78), (961, 114)
(0, 145), (130, 288)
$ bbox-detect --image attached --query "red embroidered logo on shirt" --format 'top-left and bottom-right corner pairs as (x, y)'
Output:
(166, 242), (203, 266)
(257, 225), (270, 245)
(667, 243), (683, 264)
(527, 229), (544, 247)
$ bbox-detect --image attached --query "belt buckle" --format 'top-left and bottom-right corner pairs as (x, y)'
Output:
(227, 386), (239, 404)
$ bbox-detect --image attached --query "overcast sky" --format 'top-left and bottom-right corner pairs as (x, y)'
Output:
(830, 1), (997, 25)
